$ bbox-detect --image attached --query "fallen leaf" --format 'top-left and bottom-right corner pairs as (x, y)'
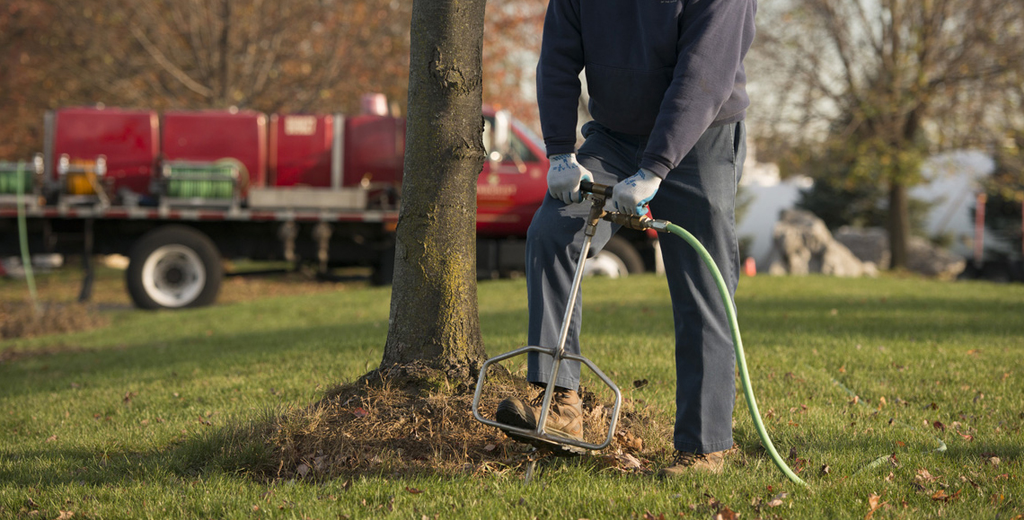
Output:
(915, 468), (938, 483)
(405, 487), (424, 494)
(931, 489), (961, 502)
(296, 464), (310, 478)
(483, 443), (496, 452)
(933, 421), (945, 432)
(987, 457), (1001, 467)
(46, 435), (57, 443)
(352, 407), (368, 418)
(714, 506), (738, 520)
(820, 464), (831, 476)
(633, 379), (649, 389)
(56, 512), (74, 520)
(865, 493), (884, 520)
(767, 492), (788, 507)
(620, 453), (642, 470)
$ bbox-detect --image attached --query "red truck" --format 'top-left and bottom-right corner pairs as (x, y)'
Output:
(0, 104), (657, 309)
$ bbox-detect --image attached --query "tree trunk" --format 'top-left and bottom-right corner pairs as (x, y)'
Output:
(888, 180), (911, 269)
(380, 0), (488, 377)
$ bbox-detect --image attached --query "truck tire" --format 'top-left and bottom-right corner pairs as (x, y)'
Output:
(126, 225), (223, 310)
(585, 235), (644, 278)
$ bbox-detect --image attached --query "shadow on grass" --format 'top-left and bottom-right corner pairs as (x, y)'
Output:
(2, 279), (1020, 490)
(4, 414), (1017, 491)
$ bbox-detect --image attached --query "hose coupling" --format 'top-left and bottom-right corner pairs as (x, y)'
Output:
(602, 212), (669, 232)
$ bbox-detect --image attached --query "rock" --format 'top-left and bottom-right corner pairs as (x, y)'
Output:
(907, 236), (966, 280)
(767, 209), (875, 277)
(833, 226), (966, 279)
(835, 227), (891, 270)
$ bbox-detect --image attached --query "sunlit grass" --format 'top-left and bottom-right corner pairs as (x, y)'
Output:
(1, 273), (1022, 519)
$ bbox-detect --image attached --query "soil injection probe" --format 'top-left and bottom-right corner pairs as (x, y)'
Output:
(473, 181), (807, 487)
(472, 182), (624, 458)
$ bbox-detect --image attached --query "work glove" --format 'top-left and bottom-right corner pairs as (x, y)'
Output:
(547, 153), (593, 204)
(612, 168), (662, 216)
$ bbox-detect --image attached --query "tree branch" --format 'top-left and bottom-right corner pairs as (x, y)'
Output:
(129, 23), (213, 98)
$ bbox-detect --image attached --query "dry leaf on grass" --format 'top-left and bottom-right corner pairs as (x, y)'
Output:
(865, 493), (885, 520)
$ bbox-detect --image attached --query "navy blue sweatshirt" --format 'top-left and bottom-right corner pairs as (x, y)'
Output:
(536, 0), (756, 179)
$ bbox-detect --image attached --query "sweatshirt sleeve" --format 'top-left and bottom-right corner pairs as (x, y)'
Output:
(536, 0), (585, 157)
(640, 0), (756, 178)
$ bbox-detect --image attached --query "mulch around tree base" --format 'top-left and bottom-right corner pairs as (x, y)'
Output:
(270, 362), (667, 479)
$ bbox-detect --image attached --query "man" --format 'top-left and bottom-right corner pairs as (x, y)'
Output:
(496, 0), (757, 476)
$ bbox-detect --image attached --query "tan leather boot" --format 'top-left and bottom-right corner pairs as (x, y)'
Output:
(495, 388), (584, 441)
(658, 447), (737, 477)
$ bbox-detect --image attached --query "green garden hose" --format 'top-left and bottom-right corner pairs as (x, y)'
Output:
(663, 222), (808, 487)
(15, 161), (40, 313)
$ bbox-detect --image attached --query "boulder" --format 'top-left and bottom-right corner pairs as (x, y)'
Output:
(833, 226), (966, 280)
(834, 227), (891, 270)
(907, 236), (966, 280)
(766, 209), (876, 277)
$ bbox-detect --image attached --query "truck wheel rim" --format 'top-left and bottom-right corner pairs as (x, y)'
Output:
(141, 245), (206, 307)
(583, 251), (629, 278)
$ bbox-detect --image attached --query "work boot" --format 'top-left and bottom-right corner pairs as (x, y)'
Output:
(495, 387), (584, 441)
(658, 447), (737, 477)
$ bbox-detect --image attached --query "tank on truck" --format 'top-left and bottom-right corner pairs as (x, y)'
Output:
(331, 114), (345, 190)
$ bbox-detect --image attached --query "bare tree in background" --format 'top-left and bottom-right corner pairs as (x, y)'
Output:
(76, 0), (412, 112)
(1, 0), (548, 160)
(752, 0), (1024, 268)
(0, 0), (413, 158)
(481, 0), (545, 130)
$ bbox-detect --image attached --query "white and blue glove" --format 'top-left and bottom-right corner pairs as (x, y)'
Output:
(547, 153), (593, 204)
(612, 168), (662, 215)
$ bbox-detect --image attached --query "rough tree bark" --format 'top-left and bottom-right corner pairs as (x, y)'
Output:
(380, 0), (489, 379)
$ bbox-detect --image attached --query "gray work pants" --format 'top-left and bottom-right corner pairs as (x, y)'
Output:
(525, 120), (745, 454)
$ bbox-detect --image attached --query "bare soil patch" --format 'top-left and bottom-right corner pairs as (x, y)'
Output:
(0, 267), (364, 340)
(0, 300), (107, 340)
(270, 362), (670, 480)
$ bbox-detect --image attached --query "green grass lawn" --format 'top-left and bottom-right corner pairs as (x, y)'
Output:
(1, 273), (1022, 519)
